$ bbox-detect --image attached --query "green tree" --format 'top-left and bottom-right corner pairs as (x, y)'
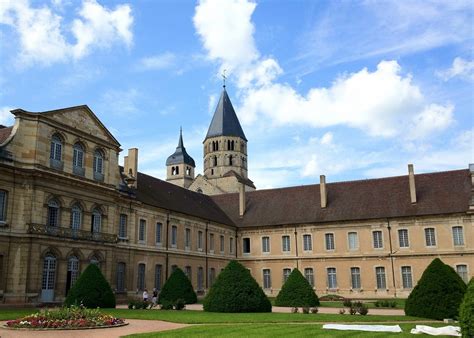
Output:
(64, 264), (115, 308)
(405, 258), (466, 320)
(275, 268), (319, 307)
(203, 260), (271, 312)
(459, 278), (474, 338)
(158, 268), (197, 304)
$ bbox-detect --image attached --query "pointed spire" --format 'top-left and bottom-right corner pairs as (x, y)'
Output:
(177, 126), (184, 149)
(166, 128), (195, 167)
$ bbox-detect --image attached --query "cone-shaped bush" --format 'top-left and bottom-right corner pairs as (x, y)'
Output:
(203, 260), (271, 312)
(158, 267), (197, 304)
(459, 278), (474, 338)
(64, 264), (115, 308)
(405, 258), (466, 320)
(275, 268), (319, 307)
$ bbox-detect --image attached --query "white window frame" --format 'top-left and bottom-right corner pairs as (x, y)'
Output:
(398, 228), (409, 248)
(372, 230), (384, 249)
(456, 264), (469, 284)
(198, 230), (203, 251)
(282, 268), (291, 284)
(185, 228), (191, 250)
(375, 266), (387, 290)
(401, 266), (413, 289)
(209, 233), (215, 253)
(72, 143), (84, 168)
(229, 237), (234, 254)
(282, 235), (291, 253)
(327, 267), (337, 289)
(118, 214), (127, 239)
(263, 269), (271, 289)
(325, 233), (335, 251)
(262, 236), (270, 254)
(138, 219), (146, 243)
(171, 225), (177, 248)
(350, 267), (361, 289)
(303, 234), (312, 251)
(155, 222), (162, 246)
(347, 231), (359, 251)
(220, 234), (225, 253)
(71, 204), (82, 230)
(304, 267), (314, 287)
(452, 226), (464, 246)
(424, 227), (437, 247)
(242, 237), (251, 255)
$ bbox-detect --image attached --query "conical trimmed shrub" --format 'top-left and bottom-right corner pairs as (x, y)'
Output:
(203, 260), (271, 312)
(64, 264), (115, 308)
(459, 278), (474, 338)
(275, 268), (319, 307)
(158, 267), (197, 304)
(405, 258), (466, 320)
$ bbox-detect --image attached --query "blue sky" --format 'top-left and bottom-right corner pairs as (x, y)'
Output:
(0, 0), (472, 189)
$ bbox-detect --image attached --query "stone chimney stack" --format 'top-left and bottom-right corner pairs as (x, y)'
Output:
(408, 164), (416, 204)
(320, 175), (327, 208)
(469, 164), (474, 213)
(124, 148), (138, 188)
(239, 183), (246, 217)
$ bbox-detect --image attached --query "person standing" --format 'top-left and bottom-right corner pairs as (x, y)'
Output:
(143, 289), (149, 302)
(152, 288), (158, 306)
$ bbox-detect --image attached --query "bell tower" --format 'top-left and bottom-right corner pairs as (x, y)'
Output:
(166, 128), (195, 188)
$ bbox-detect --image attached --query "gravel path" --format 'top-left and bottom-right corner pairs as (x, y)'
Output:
(0, 319), (188, 338)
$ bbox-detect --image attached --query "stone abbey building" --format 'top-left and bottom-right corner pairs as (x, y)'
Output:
(0, 88), (472, 304)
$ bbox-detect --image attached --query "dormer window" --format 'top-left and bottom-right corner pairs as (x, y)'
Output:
(50, 134), (63, 170)
(93, 149), (104, 181)
(72, 143), (85, 176)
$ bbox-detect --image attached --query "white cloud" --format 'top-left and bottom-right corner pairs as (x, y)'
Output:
(0, 106), (14, 125)
(437, 57), (474, 82)
(408, 104), (454, 139)
(100, 88), (141, 117)
(136, 52), (176, 71)
(0, 0), (133, 67)
(207, 94), (217, 114)
(320, 132), (333, 145)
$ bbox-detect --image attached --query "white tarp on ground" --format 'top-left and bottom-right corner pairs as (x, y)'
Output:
(410, 325), (461, 336)
(322, 324), (402, 332)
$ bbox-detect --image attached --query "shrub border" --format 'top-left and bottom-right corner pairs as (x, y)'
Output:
(2, 322), (129, 331)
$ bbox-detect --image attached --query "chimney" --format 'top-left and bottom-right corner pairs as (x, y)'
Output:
(239, 183), (246, 217)
(408, 164), (416, 204)
(124, 148), (138, 188)
(469, 164), (474, 213)
(320, 175), (327, 208)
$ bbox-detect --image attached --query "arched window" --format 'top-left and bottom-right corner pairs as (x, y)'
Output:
(50, 134), (63, 161)
(229, 155), (233, 166)
(70, 204), (82, 230)
(93, 149), (104, 181)
(213, 156), (217, 167)
(172, 167), (176, 175)
(175, 166), (179, 175)
(196, 188), (203, 194)
(90, 255), (100, 268)
(73, 143), (84, 168)
(66, 256), (79, 294)
(41, 253), (56, 302)
(227, 140), (230, 150)
(186, 167), (191, 176)
(231, 140), (235, 150)
(91, 208), (102, 233)
(47, 199), (60, 227)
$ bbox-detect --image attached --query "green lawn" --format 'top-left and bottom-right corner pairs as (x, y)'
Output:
(127, 323), (446, 338)
(0, 308), (430, 324)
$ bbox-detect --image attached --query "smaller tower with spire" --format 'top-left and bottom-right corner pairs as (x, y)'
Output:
(166, 128), (196, 188)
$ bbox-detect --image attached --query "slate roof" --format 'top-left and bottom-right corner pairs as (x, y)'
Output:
(130, 170), (234, 226)
(166, 129), (196, 167)
(205, 89), (247, 141)
(211, 169), (471, 228)
(0, 126), (13, 144)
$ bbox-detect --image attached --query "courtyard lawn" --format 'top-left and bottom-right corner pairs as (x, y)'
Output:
(0, 308), (38, 321)
(126, 323), (447, 338)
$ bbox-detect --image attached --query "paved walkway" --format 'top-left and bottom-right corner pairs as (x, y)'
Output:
(183, 303), (405, 316)
(0, 319), (188, 338)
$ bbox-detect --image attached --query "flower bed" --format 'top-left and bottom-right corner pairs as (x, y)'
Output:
(5, 305), (126, 330)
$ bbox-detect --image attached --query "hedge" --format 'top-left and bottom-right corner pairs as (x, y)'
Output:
(275, 268), (319, 307)
(459, 278), (474, 338)
(158, 267), (197, 304)
(405, 258), (466, 320)
(64, 264), (116, 308)
(203, 260), (272, 312)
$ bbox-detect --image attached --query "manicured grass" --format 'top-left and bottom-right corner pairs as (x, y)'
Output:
(127, 323), (446, 338)
(0, 308), (430, 324)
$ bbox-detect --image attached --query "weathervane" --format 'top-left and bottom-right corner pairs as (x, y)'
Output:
(222, 69), (227, 88)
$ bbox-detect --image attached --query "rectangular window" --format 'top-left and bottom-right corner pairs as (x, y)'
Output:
(229, 237), (234, 254)
(154, 264), (162, 290)
(303, 234), (312, 251)
(185, 266), (192, 281)
(372, 230), (383, 249)
(209, 233), (215, 252)
(456, 264), (468, 283)
(425, 228), (436, 246)
(185, 228), (191, 249)
(376, 267), (386, 289)
(0, 190), (7, 222)
(138, 219), (146, 242)
(282, 235), (291, 252)
(283, 268), (291, 284)
(263, 269), (271, 289)
(137, 263), (145, 291)
(327, 267), (337, 289)
(398, 229), (409, 248)
(325, 233), (335, 250)
(209, 268), (216, 286)
(116, 262), (125, 292)
(155, 222), (162, 245)
(304, 268), (314, 287)
(118, 214), (127, 239)
(197, 267), (204, 290)
(243, 237), (251, 254)
(262, 236), (270, 253)
(401, 266), (412, 289)
(452, 226), (464, 246)
(348, 232), (358, 250)
(220, 235), (225, 253)
(171, 225), (177, 247)
(198, 230), (203, 250)
(351, 267), (361, 289)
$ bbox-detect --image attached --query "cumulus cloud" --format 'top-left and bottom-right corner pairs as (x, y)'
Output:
(136, 52), (176, 71)
(0, 106), (14, 125)
(437, 57), (474, 82)
(0, 0), (133, 67)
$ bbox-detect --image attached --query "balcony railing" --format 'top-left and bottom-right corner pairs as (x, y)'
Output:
(28, 223), (118, 243)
